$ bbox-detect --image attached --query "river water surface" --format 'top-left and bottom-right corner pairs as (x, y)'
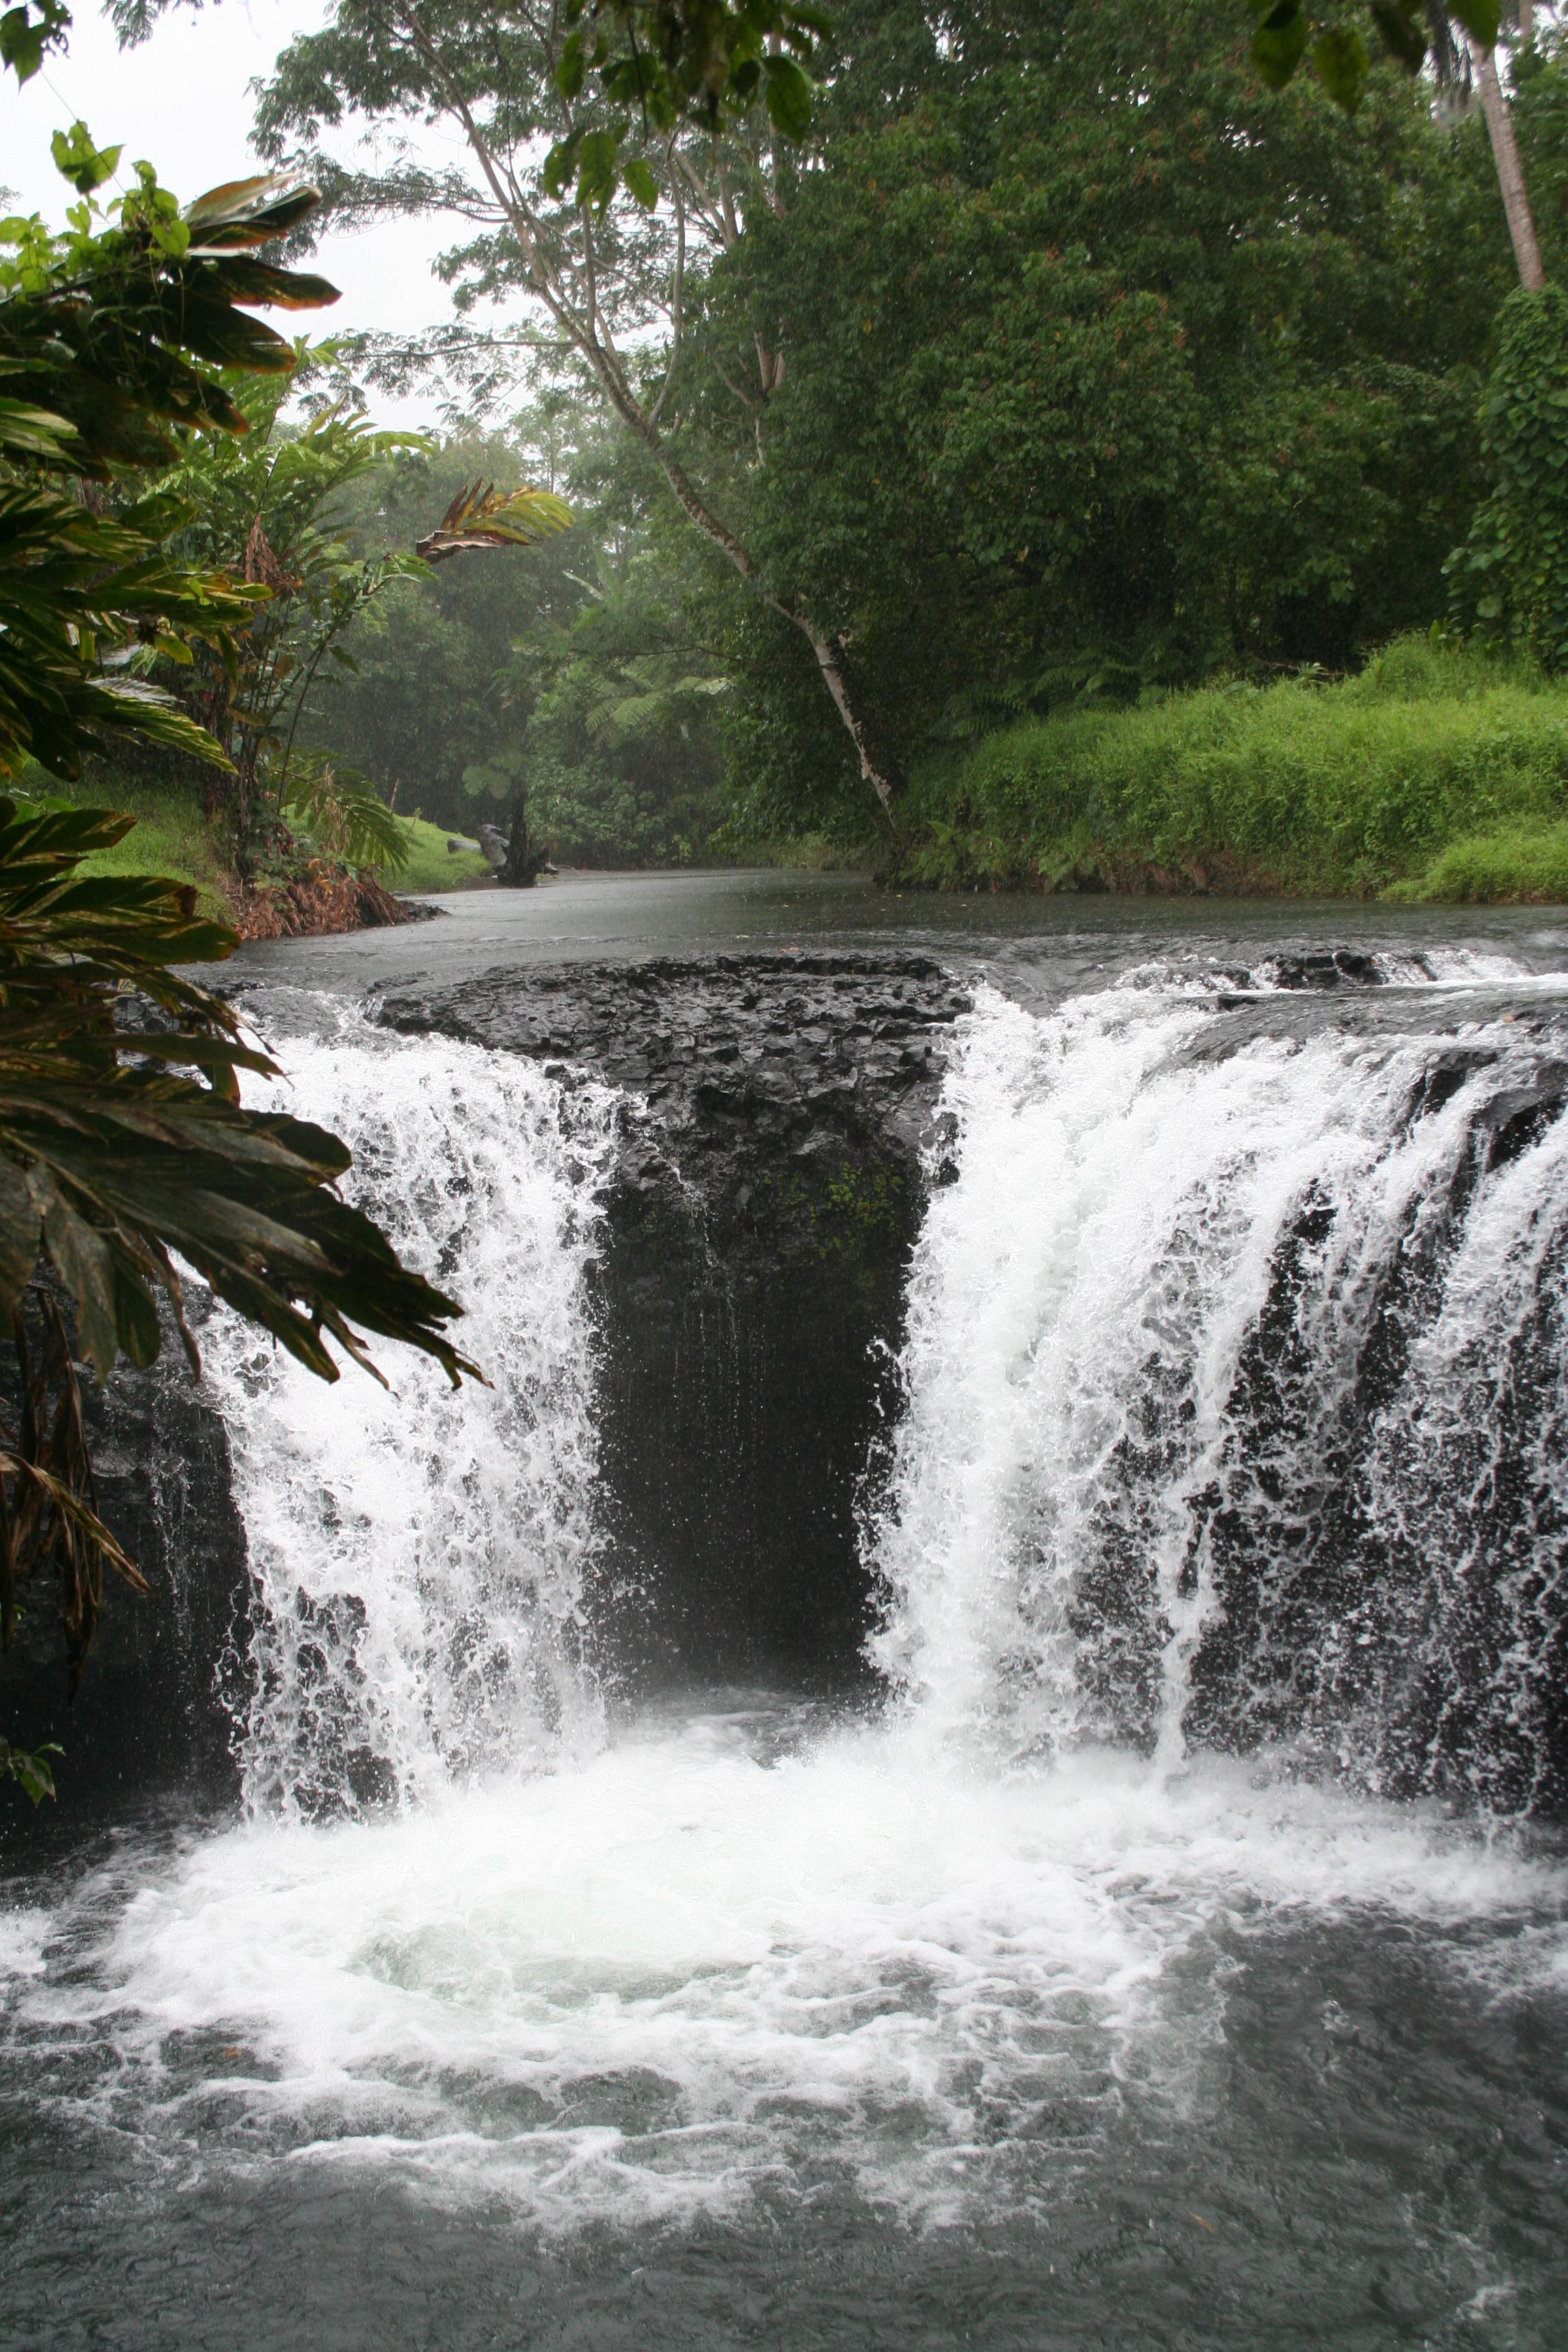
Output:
(3, 875), (1567, 2349)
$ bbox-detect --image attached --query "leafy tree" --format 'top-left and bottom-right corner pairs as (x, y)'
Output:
(238, 0), (907, 830)
(1247, 1), (1547, 289)
(686, 0), (1507, 836)
(133, 370), (571, 870)
(497, 542), (730, 866)
(287, 425), (593, 830)
(1447, 279), (1568, 665)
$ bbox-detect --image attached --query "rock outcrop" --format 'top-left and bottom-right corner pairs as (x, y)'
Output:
(379, 953), (973, 1686)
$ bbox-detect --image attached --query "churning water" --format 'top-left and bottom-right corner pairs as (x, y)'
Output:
(3, 923), (1567, 2348)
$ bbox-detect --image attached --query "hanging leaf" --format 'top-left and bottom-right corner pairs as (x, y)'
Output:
(1252, 1), (1310, 91)
(1311, 26), (1370, 111)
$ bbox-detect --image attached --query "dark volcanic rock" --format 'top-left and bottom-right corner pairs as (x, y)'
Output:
(378, 952), (970, 1243)
(379, 953), (973, 1687)
(1, 1335), (248, 1821)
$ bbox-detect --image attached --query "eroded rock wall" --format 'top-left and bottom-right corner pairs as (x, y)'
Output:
(379, 953), (971, 1683)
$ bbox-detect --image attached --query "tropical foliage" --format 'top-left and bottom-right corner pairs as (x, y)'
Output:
(123, 371), (571, 872)
(1247, 0), (1500, 114)
(218, 0), (1562, 866)
(1448, 282), (1568, 670)
(0, 169), (335, 784)
(911, 631), (1568, 898)
(0, 797), (480, 1795)
(51, 0), (1568, 891)
(0, 84), (516, 1795)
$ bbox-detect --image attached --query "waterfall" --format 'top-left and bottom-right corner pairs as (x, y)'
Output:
(9, 943), (1568, 2274)
(870, 958), (1568, 1815)
(203, 1006), (620, 1818)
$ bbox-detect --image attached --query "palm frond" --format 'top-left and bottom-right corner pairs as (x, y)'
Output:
(415, 480), (575, 564)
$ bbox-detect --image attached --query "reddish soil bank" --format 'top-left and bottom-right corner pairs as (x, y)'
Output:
(232, 866), (414, 941)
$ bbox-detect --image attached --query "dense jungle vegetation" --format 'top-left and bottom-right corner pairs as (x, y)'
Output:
(259, 0), (1568, 894)
(14, 0), (1568, 900)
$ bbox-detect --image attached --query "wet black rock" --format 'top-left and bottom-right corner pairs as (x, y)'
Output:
(1, 1331), (248, 1822)
(378, 952), (970, 1245)
(1213, 947), (1389, 1007)
(378, 954), (973, 1688)
(1262, 948), (1385, 990)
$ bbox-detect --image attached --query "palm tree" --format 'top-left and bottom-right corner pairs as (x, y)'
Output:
(1463, 10), (1546, 288)
(1252, 1), (1548, 287)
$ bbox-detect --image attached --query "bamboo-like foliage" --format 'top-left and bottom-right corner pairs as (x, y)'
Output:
(281, 751), (414, 872)
(0, 795), (480, 1394)
(416, 479), (576, 564)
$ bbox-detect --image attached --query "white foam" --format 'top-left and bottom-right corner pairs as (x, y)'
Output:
(12, 1712), (1563, 2225)
(867, 985), (1568, 1801)
(0, 1906), (49, 1980)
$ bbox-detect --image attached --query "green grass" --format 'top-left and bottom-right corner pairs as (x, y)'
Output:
(393, 817), (492, 894)
(1390, 819), (1568, 902)
(18, 762), (237, 924)
(918, 635), (1568, 900)
(14, 766), (493, 905)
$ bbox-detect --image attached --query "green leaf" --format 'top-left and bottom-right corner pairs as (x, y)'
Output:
(575, 127), (621, 210)
(0, 0), (68, 88)
(1368, 0), (1429, 71)
(37, 1185), (120, 1380)
(623, 157), (659, 212)
(543, 130), (584, 202)
(0, 1154), (39, 1318)
(1, 1738), (63, 1804)
(1252, 0), (1309, 89)
(50, 120), (122, 197)
(1311, 25), (1370, 111)
(763, 52), (813, 140)
(1451, 1), (1501, 50)
(181, 174), (323, 250)
(557, 27), (586, 96)
(0, 399), (76, 465)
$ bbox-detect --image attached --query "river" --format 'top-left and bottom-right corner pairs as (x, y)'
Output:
(3, 875), (1566, 2349)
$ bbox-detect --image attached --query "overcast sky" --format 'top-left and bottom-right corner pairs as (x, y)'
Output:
(1, 0), (480, 428)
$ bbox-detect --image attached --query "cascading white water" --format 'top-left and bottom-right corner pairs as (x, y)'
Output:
(201, 1003), (620, 1817)
(869, 959), (1568, 1810)
(8, 946), (1568, 2257)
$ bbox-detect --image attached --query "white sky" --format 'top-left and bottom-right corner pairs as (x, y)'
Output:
(1, 0), (483, 429)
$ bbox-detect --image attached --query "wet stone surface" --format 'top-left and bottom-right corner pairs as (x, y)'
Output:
(377, 951), (973, 1245)
(378, 955), (975, 1684)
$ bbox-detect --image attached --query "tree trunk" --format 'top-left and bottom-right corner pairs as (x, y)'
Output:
(644, 436), (905, 836)
(801, 625), (906, 828)
(499, 781), (549, 887)
(430, 45), (906, 839)
(1473, 42), (1546, 292)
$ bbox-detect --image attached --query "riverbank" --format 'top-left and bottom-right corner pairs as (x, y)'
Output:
(904, 635), (1568, 901)
(21, 636), (1568, 917)
(16, 763), (494, 933)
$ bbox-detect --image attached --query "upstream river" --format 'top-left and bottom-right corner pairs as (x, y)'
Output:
(2, 872), (1567, 2349)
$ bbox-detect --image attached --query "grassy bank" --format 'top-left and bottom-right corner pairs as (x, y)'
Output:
(20, 764), (240, 924)
(384, 819), (493, 894)
(911, 637), (1568, 901)
(13, 765), (493, 913)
